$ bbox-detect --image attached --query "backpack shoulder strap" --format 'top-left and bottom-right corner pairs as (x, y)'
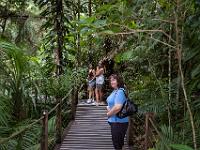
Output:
(118, 88), (128, 98)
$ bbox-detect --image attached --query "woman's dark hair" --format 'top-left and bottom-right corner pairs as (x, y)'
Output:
(98, 62), (104, 68)
(109, 74), (125, 88)
(89, 64), (93, 69)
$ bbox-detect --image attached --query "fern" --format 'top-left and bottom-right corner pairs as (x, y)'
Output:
(170, 144), (193, 150)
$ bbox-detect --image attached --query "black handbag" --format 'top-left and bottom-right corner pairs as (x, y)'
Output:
(116, 90), (138, 119)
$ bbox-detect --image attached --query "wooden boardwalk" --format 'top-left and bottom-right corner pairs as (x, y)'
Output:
(59, 102), (130, 150)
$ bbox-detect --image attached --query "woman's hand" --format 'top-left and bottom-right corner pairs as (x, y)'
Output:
(106, 106), (110, 117)
(106, 106), (111, 118)
(106, 106), (110, 112)
(107, 104), (122, 118)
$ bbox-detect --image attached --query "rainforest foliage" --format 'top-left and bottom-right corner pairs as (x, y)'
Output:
(0, 0), (200, 150)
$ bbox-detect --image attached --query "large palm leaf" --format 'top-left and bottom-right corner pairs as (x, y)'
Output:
(0, 41), (31, 120)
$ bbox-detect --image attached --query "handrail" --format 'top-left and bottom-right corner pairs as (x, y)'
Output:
(148, 117), (170, 150)
(0, 87), (74, 145)
(61, 88), (73, 103)
(49, 103), (60, 115)
(0, 116), (44, 144)
(148, 118), (161, 138)
(144, 112), (171, 150)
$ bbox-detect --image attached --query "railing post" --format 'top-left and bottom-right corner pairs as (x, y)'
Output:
(56, 97), (62, 143)
(41, 110), (48, 150)
(75, 86), (79, 106)
(145, 113), (150, 150)
(127, 117), (134, 146)
(71, 84), (78, 120)
(71, 87), (76, 120)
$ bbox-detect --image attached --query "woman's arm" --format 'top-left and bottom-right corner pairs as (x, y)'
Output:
(87, 70), (91, 79)
(96, 68), (100, 76)
(107, 90), (126, 117)
(92, 69), (96, 78)
(107, 104), (122, 117)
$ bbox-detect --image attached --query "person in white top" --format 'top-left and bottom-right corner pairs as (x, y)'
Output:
(95, 61), (105, 105)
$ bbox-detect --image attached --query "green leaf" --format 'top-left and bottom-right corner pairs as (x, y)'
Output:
(80, 27), (91, 34)
(79, 16), (96, 24)
(122, 50), (133, 61)
(128, 20), (137, 29)
(191, 64), (200, 78)
(93, 20), (107, 27)
(68, 53), (75, 61)
(170, 144), (193, 150)
(96, 4), (113, 13)
(114, 54), (122, 63)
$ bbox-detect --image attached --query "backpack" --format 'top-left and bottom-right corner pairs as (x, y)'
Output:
(116, 89), (138, 119)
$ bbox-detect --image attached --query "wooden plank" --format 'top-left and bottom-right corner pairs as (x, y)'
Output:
(59, 105), (130, 150)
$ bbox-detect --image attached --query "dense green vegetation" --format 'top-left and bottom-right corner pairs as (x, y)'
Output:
(0, 0), (200, 150)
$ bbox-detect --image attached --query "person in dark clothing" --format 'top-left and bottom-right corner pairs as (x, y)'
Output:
(87, 64), (96, 103)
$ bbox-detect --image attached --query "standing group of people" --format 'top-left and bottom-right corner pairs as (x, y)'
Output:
(87, 61), (105, 105)
(87, 60), (129, 150)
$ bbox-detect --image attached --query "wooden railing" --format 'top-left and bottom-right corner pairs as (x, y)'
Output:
(127, 112), (159, 150)
(144, 112), (164, 150)
(0, 115), (45, 144)
(0, 87), (77, 150)
(0, 84), (161, 150)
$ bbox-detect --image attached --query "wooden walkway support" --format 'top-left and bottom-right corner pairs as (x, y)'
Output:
(59, 104), (130, 150)
(144, 112), (155, 150)
(41, 110), (48, 150)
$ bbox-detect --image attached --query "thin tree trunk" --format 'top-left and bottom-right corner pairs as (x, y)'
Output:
(88, 0), (92, 64)
(1, 18), (7, 34)
(12, 89), (23, 121)
(89, 0), (92, 16)
(71, 87), (76, 120)
(167, 49), (171, 127)
(77, 0), (81, 66)
(15, 19), (27, 44)
(175, 1), (197, 149)
(145, 113), (150, 150)
(168, 24), (172, 127)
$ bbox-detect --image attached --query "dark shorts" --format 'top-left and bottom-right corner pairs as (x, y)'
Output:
(88, 80), (95, 89)
(109, 122), (128, 150)
(96, 84), (103, 90)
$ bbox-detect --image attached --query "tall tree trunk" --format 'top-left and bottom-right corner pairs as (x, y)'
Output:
(15, 19), (27, 44)
(55, 0), (64, 144)
(175, 1), (197, 149)
(55, 0), (64, 75)
(88, 0), (92, 64)
(71, 0), (81, 116)
(168, 24), (172, 127)
(77, 0), (81, 66)
(12, 89), (24, 121)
